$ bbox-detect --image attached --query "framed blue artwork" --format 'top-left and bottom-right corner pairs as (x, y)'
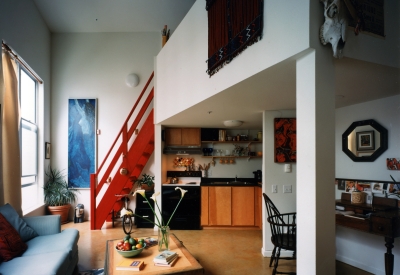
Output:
(68, 99), (97, 188)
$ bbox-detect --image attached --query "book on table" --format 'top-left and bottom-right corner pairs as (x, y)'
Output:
(154, 255), (179, 267)
(116, 259), (144, 271)
(153, 250), (177, 263)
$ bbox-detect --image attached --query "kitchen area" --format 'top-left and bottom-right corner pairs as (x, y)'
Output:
(156, 127), (263, 231)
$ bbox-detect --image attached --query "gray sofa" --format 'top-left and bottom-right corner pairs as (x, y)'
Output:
(0, 204), (79, 275)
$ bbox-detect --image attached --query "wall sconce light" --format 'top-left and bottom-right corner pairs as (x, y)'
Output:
(125, 73), (140, 87)
(223, 120), (243, 127)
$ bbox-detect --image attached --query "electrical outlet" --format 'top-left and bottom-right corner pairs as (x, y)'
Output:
(283, 185), (292, 193)
(208, 170), (212, 176)
(272, 185), (278, 193)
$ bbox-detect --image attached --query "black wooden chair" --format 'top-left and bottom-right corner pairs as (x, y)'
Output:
(263, 193), (296, 275)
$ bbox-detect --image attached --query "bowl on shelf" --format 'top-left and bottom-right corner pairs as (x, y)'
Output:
(115, 243), (146, 258)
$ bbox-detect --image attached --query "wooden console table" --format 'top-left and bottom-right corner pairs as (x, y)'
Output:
(104, 233), (203, 275)
(336, 193), (400, 275)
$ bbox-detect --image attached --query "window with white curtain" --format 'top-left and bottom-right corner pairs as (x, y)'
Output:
(19, 68), (39, 211)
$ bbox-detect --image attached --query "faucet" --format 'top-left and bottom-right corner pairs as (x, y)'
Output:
(235, 175), (238, 182)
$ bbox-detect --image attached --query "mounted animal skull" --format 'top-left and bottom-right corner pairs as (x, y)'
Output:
(320, 0), (347, 58)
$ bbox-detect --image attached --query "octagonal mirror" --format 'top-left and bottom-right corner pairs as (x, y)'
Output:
(342, 119), (388, 162)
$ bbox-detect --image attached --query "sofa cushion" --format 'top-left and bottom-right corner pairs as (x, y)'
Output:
(0, 213), (27, 262)
(0, 203), (38, 242)
(23, 228), (79, 260)
(0, 250), (70, 275)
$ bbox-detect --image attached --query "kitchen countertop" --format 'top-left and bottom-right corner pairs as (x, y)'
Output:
(200, 178), (261, 187)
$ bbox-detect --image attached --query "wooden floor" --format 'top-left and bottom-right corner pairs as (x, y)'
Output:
(62, 221), (373, 275)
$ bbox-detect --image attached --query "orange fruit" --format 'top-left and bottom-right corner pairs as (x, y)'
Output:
(136, 243), (143, 249)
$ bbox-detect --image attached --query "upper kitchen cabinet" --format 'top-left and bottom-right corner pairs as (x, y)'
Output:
(165, 128), (201, 146)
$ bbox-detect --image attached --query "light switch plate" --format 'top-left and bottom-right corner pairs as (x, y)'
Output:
(272, 185), (278, 193)
(283, 185), (292, 193)
(284, 164), (291, 173)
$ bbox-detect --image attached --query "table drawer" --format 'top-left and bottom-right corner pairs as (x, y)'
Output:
(336, 214), (370, 232)
(370, 216), (393, 236)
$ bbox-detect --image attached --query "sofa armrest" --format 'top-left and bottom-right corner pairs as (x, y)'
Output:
(22, 215), (61, 236)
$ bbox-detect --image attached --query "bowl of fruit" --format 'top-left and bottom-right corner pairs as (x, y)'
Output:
(115, 235), (147, 257)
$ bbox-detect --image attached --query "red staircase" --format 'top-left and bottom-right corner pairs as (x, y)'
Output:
(90, 72), (154, 230)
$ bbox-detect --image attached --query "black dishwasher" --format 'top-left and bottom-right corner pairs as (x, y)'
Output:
(162, 186), (201, 230)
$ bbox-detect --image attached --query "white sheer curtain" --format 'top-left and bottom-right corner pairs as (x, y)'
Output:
(1, 49), (22, 215)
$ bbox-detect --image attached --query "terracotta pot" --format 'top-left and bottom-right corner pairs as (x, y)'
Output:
(139, 184), (154, 192)
(47, 204), (71, 224)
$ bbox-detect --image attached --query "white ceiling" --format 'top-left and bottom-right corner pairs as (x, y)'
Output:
(33, 0), (399, 130)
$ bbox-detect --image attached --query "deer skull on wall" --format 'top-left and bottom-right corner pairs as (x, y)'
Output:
(320, 0), (347, 58)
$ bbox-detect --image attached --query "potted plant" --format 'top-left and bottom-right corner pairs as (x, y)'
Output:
(43, 165), (79, 224)
(134, 173), (155, 191)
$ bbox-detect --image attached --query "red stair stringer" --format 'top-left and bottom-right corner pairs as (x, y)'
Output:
(93, 110), (154, 229)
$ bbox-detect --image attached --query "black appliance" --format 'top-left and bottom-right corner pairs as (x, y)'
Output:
(201, 128), (219, 141)
(135, 191), (155, 228)
(253, 170), (262, 182)
(74, 204), (84, 223)
(162, 171), (201, 230)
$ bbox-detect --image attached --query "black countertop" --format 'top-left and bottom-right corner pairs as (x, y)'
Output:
(200, 177), (260, 187)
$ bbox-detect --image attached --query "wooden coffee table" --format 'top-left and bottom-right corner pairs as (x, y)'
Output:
(104, 234), (203, 274)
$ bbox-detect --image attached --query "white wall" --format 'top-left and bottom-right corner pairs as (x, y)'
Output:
(51, 32), (160, 220)
(335, 94), (400, 275)
(154, 0), (310, 124)
(0, 0), (51, 214)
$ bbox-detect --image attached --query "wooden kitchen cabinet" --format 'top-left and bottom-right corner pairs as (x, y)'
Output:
(232, 187), (255, 226)
(201, 186), (261, 228)
(165, 128), (201, 146)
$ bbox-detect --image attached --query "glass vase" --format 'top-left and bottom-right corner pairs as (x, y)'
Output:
(158, 226), (170, 251)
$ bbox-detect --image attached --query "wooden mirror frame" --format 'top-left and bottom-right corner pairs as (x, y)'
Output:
(342, 119), (388, 162)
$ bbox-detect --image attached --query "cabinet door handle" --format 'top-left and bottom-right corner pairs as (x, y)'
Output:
(142, 201), (148, 204)
(143, 216), (149, 218)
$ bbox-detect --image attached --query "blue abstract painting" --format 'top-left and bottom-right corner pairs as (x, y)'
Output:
(68, 99), (97, 188)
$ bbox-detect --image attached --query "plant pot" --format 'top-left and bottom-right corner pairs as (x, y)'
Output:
(47, 204), (71, 224)
(139, 184), (154, 192)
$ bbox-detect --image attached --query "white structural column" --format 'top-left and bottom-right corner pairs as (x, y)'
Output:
(296, 50), (336, 274)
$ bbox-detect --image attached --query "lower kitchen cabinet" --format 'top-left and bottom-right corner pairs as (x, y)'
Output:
(135, 191), (154, 228)
(201, 186), (262, 228)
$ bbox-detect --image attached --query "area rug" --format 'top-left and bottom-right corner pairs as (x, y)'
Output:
(78, 268), (104, 275)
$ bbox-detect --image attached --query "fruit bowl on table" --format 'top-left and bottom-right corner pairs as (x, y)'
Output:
(115, 243), (146, 257)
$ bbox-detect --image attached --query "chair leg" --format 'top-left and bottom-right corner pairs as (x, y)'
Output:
(272, 247), (281, 275)
(269, 246), (277, 267)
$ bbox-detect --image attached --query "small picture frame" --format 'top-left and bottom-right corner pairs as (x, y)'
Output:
(45, 142), (51, 159)
(356, 131), (375, 151)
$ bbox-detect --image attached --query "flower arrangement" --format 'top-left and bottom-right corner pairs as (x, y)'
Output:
(126, 187), (188, 251)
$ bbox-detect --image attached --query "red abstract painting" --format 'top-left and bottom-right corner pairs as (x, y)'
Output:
(274, 118), (296, 163)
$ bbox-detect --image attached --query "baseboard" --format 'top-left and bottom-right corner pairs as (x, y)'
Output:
(262, 247), (294, 258)
(336, 254), (381, 275)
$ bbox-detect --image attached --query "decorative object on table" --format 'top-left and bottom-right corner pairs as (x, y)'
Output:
(68, 98), (97, 188)
(115, 236), (146, 257)
(153, 250), (178, 267)
(43, 165), (79, 224)
(387, 159), (400, 170)
(133, 173), (155, 191)
(206, 0), (263, 76)
(161, 25), (170, 47)
(274, 118), (296, 163)
(131, 188), (188, 251)
(116, 259), (144, 271)
(351, 190), (365, 203)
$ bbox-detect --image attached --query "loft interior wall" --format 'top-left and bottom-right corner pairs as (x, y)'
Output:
(154, 0), (310, 124)
(335, 94), (400, 274)
(0, 0), (51, 215)
(51, 32), (160, 221)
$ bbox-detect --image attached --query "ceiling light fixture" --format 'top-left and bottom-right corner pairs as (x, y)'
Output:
(223, 120), (243, 127)
(125, 73), (140, 87)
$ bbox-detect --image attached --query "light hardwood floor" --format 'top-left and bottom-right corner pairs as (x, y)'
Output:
(62, 221), (372, 275)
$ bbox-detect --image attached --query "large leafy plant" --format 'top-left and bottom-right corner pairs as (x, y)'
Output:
(43, 166), (79, 206)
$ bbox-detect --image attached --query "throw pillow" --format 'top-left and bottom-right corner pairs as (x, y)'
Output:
(0, 203), (38, 242)
(0, 213), (27, 262)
